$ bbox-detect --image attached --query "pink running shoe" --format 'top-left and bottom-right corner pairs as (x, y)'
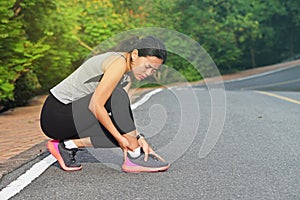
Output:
(122, 152), (170, 173)
(47, 140), (82, 171)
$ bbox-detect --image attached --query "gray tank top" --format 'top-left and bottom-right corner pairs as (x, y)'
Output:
(50, 52), (126, 104)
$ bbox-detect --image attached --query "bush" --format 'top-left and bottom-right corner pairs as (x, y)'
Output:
(0, 71), (41, 112)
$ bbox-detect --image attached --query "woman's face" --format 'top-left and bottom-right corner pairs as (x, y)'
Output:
(130, 50), (163, 81)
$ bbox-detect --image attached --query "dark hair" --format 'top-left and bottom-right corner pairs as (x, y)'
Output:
(113, 35), (167, 64)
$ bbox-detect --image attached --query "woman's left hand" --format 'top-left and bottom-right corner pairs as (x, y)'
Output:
(138, 138), (165, 162)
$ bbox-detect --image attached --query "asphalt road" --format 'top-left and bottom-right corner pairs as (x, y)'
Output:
(1, 65), (300, 199)
(226, 65), (300, 91)
(202, 64), (300, 91)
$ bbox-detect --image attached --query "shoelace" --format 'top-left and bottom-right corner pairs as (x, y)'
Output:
(68, 148), (79, 164)
(149, 154), (160, 161)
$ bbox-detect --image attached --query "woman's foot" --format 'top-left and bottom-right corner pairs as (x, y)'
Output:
(47, 140), (82, 171)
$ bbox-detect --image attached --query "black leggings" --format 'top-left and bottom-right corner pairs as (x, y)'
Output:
(40, 86), (136, 148)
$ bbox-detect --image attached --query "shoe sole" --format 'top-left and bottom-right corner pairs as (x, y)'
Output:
(122, 164), (170, 173)
(47, 140), (82, 171)
(122, 157), (170, 173)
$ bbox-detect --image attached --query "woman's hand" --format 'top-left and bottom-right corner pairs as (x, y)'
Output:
(138, 138), (150, 161)
(138, 138), (165, 162)
(117, 136), (134, 151)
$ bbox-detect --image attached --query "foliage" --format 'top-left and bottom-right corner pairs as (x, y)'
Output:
(0, 0), (48, 111)
(21, 0), (84, 90)
(1, 0), (300, 110)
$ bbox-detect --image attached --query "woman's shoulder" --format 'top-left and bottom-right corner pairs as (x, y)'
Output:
(80, 52), (125, 68)
(92, 52), (125, 60)
(82, 52), (121, 62)
(100, 52), (127, 72)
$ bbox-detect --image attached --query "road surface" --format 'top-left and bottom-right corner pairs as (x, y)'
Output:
(0, 64), (299, 199)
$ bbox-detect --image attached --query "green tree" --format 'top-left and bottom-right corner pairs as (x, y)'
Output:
(0, 0), (48, 111)
(2, 0), (300, 110)
(20, 0), (84, 90)
(77, 0), (138, 56)
(173, 0), (242, 70)
(240, 0), (286, 68)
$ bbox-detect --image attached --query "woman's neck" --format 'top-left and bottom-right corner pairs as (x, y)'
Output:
(125, 52), (131, 72)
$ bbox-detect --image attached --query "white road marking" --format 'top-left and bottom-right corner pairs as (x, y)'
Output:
(130, 88), (162, 110)
(0, 155), (56, 200)
(224, 64), (299, 84)
(0, 88), (162, 200)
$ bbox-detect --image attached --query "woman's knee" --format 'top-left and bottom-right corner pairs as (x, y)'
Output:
(105, 87), (130, 111)
(112, 87), (130, 103)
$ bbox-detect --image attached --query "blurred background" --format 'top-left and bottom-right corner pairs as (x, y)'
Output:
(1, 0), (300, 112)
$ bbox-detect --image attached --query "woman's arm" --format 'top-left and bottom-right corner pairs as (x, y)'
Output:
(88, 56), (132, 150)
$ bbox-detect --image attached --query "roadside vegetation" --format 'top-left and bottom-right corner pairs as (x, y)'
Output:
(1, 0), (300, 111)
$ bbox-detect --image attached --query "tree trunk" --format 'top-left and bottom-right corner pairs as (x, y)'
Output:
(289, 28), (294, 57)
(250, 46), (256, 68)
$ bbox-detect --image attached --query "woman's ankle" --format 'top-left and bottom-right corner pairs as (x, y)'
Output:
(72, 137), (93, 148)
(123, 134), (139, 149)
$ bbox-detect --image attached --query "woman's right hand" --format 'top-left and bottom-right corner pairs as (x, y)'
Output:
(117, 136), (134, 151)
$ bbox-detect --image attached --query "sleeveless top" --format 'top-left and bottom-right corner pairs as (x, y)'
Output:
(50, 52), (128, 104)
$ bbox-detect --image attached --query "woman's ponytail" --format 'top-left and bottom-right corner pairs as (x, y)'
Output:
(111, 36), (140, 52)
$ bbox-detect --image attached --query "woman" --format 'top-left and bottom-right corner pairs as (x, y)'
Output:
(40, 36), (170, 172)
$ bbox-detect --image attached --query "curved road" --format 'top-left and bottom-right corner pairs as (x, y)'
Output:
(224, 64), (300, 91)
(1, 63), (299, 200)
